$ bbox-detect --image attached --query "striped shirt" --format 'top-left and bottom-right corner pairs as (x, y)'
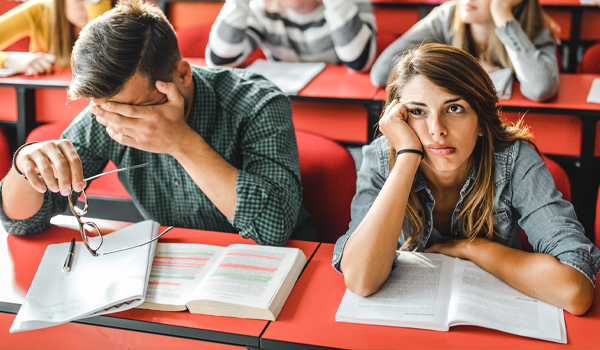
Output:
(206, 0), (377, 72)
(0, 66), (308, 246)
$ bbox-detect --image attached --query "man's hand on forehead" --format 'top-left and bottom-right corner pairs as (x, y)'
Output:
(89, 81), (191, 156)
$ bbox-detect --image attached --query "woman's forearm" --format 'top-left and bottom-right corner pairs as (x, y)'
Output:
(340, 153), (420, 297)
(461, 238), (594, 315)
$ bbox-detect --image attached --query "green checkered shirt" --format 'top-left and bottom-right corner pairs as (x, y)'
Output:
(1, 66), (304, 246)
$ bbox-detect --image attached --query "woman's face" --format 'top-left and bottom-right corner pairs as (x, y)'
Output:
(458, 0), (493, 24)
(65, 0), (88, 31)
(402, 75), (482, 176)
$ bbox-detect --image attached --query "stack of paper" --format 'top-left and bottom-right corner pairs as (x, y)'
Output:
(488, 68), (514, 100)
(586, 78), (600, 104)
(10, 220), (160, 332)
(245, 59), (326, 95)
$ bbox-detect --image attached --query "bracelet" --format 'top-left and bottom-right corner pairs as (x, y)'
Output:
(12, 142), (39, 180)
(395, 149), (424, 160)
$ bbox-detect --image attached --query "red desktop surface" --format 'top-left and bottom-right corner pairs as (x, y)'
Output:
(0, 218), (318, 346)
(261, 243), (600, 349)
(298, 65), (380, 101)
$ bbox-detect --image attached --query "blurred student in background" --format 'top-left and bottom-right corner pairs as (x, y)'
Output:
(370, 0), (559, 102)
(206, 0), (377, 72)
(0, 0), (111, 75)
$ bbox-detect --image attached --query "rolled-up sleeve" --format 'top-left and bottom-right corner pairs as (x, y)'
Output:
(511, 141), (600, 286)
(231, 95), (302, 246)
(0, 177), (68, 235)
(333, 137), (390, 273)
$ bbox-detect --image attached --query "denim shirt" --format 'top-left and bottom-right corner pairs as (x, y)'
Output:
(332, 136), (600, 286)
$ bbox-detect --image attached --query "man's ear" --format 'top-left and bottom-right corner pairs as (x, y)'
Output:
(174, 59), (193, 87)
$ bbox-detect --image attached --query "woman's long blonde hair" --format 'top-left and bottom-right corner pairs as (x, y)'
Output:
(384, 43), (538, 249)
(49, 0), (75, 66)
(451, 0), (556, 71)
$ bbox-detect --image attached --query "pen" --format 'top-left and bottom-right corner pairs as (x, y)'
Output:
(63, 238), (75, 272)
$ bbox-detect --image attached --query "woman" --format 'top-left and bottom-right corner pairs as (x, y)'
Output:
(334, 43), (599, 316)
(370, 0), (558, 102)
(0, 0), (110, 75)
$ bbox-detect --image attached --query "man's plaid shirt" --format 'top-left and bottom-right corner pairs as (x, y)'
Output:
(1, 66), (303, 246)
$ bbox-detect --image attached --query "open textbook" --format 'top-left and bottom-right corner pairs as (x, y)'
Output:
(10, 220), (160, 333)
(137, 243), (307, 321)
(245, 59), (326, 95)
(336, 252), (566, 343)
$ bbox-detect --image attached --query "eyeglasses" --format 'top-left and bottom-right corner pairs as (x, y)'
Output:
(68, 162), (173, 257)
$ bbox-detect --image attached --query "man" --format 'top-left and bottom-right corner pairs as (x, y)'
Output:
(0, 0), (315, 245)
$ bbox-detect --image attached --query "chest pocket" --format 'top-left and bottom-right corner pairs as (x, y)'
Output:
(493, 207), (513, 239)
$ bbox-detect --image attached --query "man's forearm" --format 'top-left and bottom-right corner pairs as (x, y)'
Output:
(170, 130), (238, 220)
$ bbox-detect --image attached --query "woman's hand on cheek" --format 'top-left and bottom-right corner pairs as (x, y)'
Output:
(490, 0), (520, 26)
(378, 99), (422, 153)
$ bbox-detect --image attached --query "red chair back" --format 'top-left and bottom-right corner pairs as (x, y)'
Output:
(0, 128), (11, 178)
(25, 122), (130, 199)
(519, 156), (571, 252)
(578, 42), (600, 74)
(296, 130), (356, 243)
(176, 25), (212, 58)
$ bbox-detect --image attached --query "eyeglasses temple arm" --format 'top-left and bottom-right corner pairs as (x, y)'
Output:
(84, 162), (152, 182)
(96, 226), (174, 256)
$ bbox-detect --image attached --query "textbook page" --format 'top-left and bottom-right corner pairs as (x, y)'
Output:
(336, 252), (455, 330)
(139, 243), (225, 310)
(245, 59), (326, 95)
(586, 78), (600, 104)
(447, 259), (566, 343)
(10, 220), (159, 332)
(187, 245), (304, 318)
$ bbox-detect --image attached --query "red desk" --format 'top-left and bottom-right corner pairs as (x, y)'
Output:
(0, 216), (319, 348)
(261, 243), (600, 349)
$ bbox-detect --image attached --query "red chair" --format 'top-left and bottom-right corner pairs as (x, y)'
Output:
(175, 25), (212, 58)
(578, 42), (600, 74)
(295, 130), (357, 243)
(0, 127), (11, 178)
(519, 156), (571, 252)
(25, 122), (130, 199)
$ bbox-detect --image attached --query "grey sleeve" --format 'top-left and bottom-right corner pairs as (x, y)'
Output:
(495, 20), (559, 102)
(370, 1), (455, 87)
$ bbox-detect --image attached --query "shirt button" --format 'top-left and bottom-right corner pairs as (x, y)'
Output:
(180, 217), (185, 223)
(174, 179), (180, 185)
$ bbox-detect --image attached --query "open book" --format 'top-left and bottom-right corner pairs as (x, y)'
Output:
(137, 243), (306, 321)
(586, 78), (600, 104)
(336, 252), (566, 343)
(10, 220), (159, 332)
(245, 59), (326, 95)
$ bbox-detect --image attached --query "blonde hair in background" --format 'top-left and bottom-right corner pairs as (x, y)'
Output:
(383, 43), (538, 250)
(49, 0), (75, 67)
(450, 0), (556, 72)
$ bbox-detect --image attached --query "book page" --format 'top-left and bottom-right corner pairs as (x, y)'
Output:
(336, 252), (455, 331)
(10, 220), (158, 332)
(140, 243), (225, 308)
(447, 259), (566, 343)
(586, 78), (600, 104)
(191, 245), (301, 309)
(245, 59), (326, 95)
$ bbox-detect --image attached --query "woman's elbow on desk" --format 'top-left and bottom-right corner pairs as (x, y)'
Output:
(560, 273), (594, 316)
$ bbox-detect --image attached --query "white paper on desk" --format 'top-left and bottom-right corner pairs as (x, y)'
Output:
(245, 59), (325, 95)
(586, 78), (600, 104)
(0, 68), (16, 77)
(488, 68), (514, 100)
(10, 220), (159, 332)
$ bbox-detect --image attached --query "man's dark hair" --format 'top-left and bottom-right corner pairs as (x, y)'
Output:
(68, 0), (181, 100)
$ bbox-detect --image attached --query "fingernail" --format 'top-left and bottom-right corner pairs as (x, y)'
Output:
(101, 103), (108, 109)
